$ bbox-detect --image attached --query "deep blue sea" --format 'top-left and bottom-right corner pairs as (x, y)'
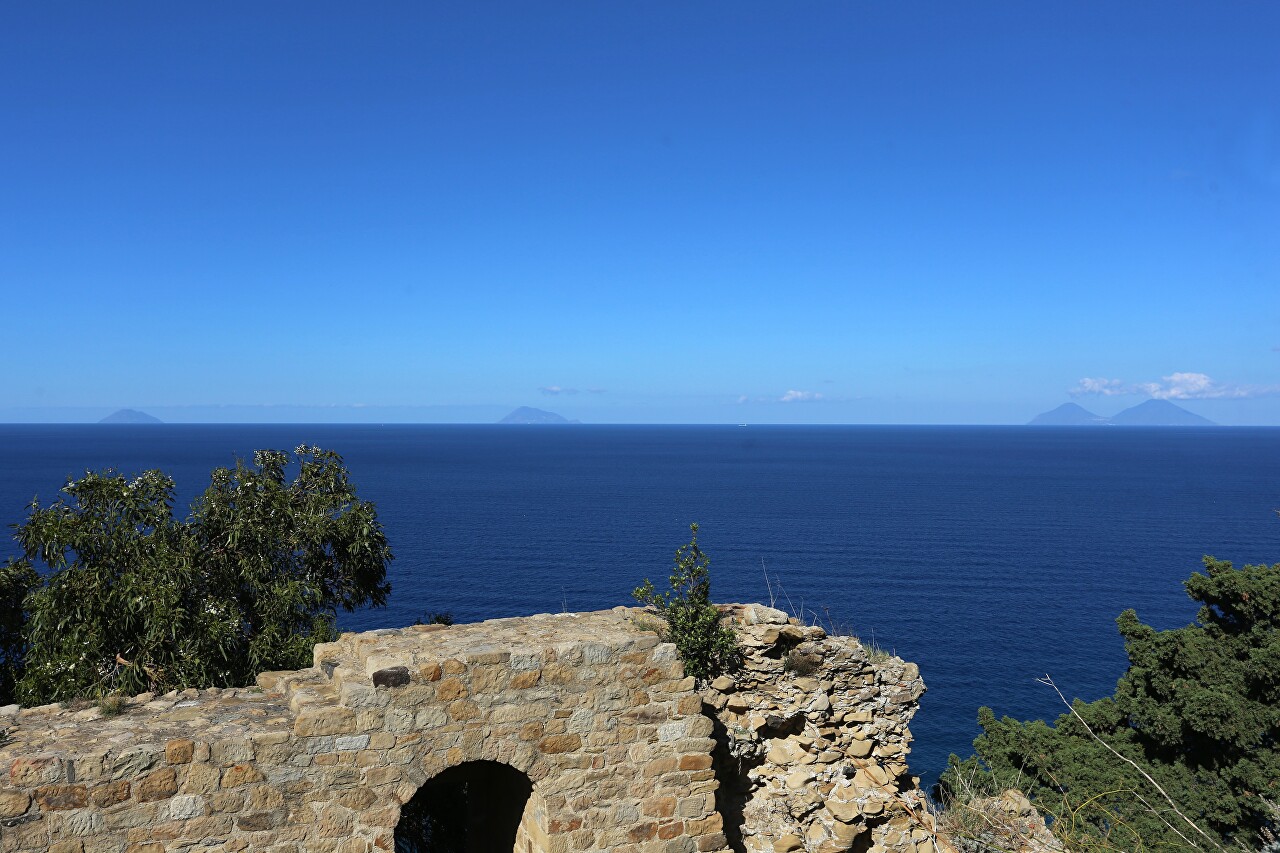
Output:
(2, 425), (1277, 787)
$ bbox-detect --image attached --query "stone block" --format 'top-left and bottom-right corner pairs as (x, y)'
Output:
(334, 735), (370, 751)
(48, 842), (84, 853)
(166, 794), (205, 819)
(134, 768), (178, 802)
(538, 734), (582, 754)
(55, 807), (105, 836)
(371, 667), (411, 689)
(10, 754), (64, 786)
(339, 683), (386, 709)
(221, 764), (264, 788)
(434, 677), (467, 701)
(164, 739), (194, 765)
(0, 787), (31, 818)
(510, 669), (541, 689)
(294, 707), (357, 737)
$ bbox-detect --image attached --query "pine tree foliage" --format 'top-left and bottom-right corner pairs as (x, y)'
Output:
(943, 556), (1280, 850)
(1, 446), (391, 705)
(633, 523), (741, 681)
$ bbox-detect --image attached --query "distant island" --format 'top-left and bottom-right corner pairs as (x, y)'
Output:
(498, 406), (580, 425)
(1029, 399), (1215, 426)
(99, 408), (163, 424)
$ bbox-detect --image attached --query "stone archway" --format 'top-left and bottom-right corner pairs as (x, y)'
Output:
(395, 760), (545, 853)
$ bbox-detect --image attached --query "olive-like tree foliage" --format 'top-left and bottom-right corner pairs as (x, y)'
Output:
(941, 556), (1280, 850)
(3, 446), (392, 706)
(633, 523), (741, 681)
(0, 558), (39, 703)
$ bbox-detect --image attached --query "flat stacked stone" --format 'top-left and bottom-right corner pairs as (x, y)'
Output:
(704, 604), (942, 853)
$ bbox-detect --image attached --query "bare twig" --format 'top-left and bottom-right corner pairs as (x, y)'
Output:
(1037, 674), (1220, 851)
(779, 577), (798, 621)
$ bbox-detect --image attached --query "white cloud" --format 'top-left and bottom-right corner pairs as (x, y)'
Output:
(538, 386), (579, 395)
(779, 390), (824, 403)
(1072, 372), (1277, 400)
(737, 395), (749, 404)
(1139, 372), (1253, 400)
(1070, 377), (1129, 397)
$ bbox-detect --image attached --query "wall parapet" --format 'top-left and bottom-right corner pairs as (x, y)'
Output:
(0, 606), (942, 853)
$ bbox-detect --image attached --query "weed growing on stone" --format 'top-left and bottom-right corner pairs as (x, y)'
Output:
(783, 648), (821, 676)
(628, 613), (665, 636)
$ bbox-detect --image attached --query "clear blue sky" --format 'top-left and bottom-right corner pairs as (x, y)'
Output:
(3, 3), (1277, 424)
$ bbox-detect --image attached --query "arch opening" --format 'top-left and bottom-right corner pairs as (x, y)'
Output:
(395, 760), (543, 853)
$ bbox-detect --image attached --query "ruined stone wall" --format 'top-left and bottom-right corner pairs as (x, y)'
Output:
(0, 606), (944, 853)
(707, 605), (939, 853)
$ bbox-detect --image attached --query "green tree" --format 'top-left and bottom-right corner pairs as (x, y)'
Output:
(6, 446), (391, 706)
(0, 558), (39, 702)
(942, 556), (1280, 850)
(633, 523), (741, 681)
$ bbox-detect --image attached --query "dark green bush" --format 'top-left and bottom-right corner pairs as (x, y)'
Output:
(941, 556), (1280, 851)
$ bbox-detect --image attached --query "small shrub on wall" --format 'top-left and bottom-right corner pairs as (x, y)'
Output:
(633, 523), (741, 681)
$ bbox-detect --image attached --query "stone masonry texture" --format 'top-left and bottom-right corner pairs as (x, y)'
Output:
(0, 605), (947, 853)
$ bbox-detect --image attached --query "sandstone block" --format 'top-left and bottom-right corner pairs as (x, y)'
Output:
(210, 739), (254, 765)
(0, 787), (31, 818)
(827, 798), (860, 823)
(766, 738), (808, 765)
(164, 739), (194, 764)
(236, 810), (281, 831)
(222, 764), (264, 788)
(295, 707), (357, 737)
(56, 807), (105, 836)
(678, 754), (713, 771)
(10, 754), (63, 786)
(134, 769), (178, 802)
(510, 669), (541, 689)
(448, 699), (480, 720)
(785, 770), (815, 790)
(435, 677), (468, 701)
(539, 734), (582, 754)
(833, 820), (867, 845)
(180, 763), (220, 795)
(89, 778), (131, 804)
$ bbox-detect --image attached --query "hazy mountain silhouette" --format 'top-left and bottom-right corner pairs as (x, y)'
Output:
(498, 407), (580, 424)
(99, 408), (163, 424)
(1108, 399), (1216, 426)
(1029, 399), (1215, 426)
(1028, 403), (1109, 425)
